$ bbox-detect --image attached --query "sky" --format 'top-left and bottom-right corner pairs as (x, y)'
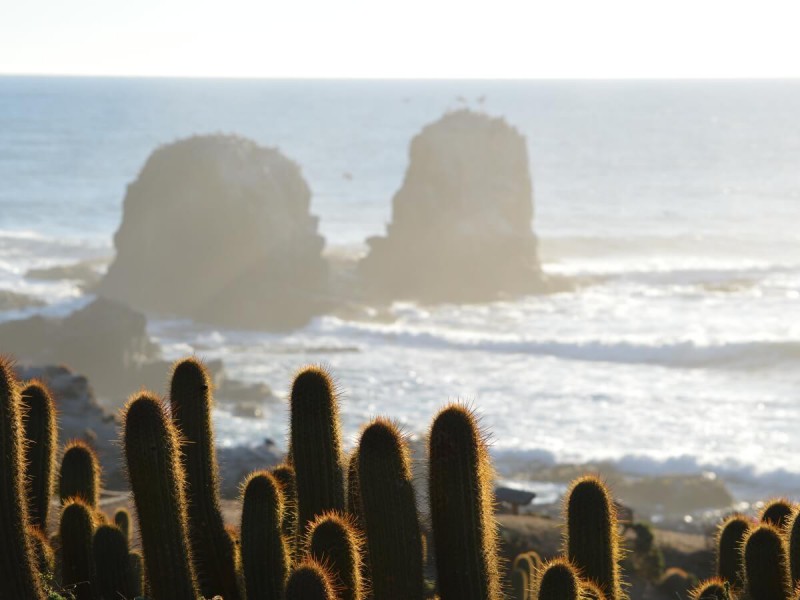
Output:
(2, 0), (800, 79)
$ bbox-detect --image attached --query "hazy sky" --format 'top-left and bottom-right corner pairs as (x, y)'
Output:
(3, 0), (800, 78)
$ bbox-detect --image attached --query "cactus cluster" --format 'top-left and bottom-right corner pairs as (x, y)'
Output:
(4, 353), (800, 600)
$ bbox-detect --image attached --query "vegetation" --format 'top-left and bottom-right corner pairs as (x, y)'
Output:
(1, 353), (799, 600)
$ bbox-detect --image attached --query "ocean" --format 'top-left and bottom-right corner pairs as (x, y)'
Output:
(1, 76), (798, 505)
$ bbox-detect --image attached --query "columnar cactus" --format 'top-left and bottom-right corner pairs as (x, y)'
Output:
(307, 512), (363, 600)
(93, 524), (137, 600)
(429, 404), (500, 600)
(20, 380), (58, 531)
(60, 499), (95, 600)
(114, 507), (131, 541)
(564, 476), (622, 600)
(0, 357), (45, 599)
(717, 514), (751, 589)
(123, 391), (199, 600)
(760, 499), (794, 528)
(346, 449), (364, 525)
(289, 367), (345, 543)
(511, 567), (528, 600)
(128, 550), (145, 598)
(169, 357), (240, 600)
(285, 559), (336, 600)
(358, 418), (424, 599)
(271, 463), (299, 554)
(28, 525), (55, 575)
(513, 551), (542, 586)
(536, 558), (581, 600)
(59, 439), (101, 508)
(743, 524), (792, 600)
(240, 470), (289, 600)
(787, 507), (800, 586)
(690, 578), (730, 600)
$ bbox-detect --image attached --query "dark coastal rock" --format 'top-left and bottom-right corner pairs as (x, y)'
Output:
(13, 364), (126, 490)
(98, 134), (329, 330)
(0, 297), (170, 403)
(26, 260), (103, 289)
(0, 289), (45, 311)
(359, 110), (546, 303)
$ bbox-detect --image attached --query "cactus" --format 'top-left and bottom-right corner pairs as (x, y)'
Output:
(717, 514), (751, 589)
(93, 523), (137, 600)
(307, 512), (363, 600)
(59, 499), (95, 600)
(240, 470), (289, 600)
(123, 391), (199, 600)
(128, 550), (144, 598)
(59, 440), (100, 508)
(289, 366), (345, 544)
(511, 567), (528, 600)
(20, 380), (58, 531)
(346, 449), (364, 525)
(582, 580), (607, 600)
(429, 404), (500, 600)
(285, 559), (336, 600)
(28, 525), (55, 576)
(743, 524), (792, 600)
(514, 551), (542, 588)
(358, 418), (424, 598)
(114, 507), (131, 541)
(760, 498), (794, 528)
(690, 578), (730, 600)
(787, 507), (800, 586)
(271, 463), (299, 554)
(0, 357), (46, 598)
(564, 476), (622, 600)
(536, 558), (581, 600)
(169, 357), (241, 600)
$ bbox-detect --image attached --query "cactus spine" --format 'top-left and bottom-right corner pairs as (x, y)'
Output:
(717, 514), (751, 590)
(565, 476), (622, 600)
(59, 499), (95, 600)
(123, 391), (199, 600)
(169, 357), (241, 600)
(358, 418), (424, 599)
(20, 380), (57, 531)
(0, 357), (45, 599)
(285, 559), (337, 600)
(307, 512), (363, 600)
(59, 439), (101, 508)
(128, 550), (145, 598)
(289, 367), (345, 543)
(240, 470), (289, 600)
(429, 404), (500, 600)
(743, 524), (792, 600)
(536, 558), (581, 600)
(93, 523), (137, 600)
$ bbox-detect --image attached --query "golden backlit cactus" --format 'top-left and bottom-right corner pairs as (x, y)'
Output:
(429, 404), (500, 600)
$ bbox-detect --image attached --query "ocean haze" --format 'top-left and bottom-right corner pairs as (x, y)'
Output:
(0, 77), (798, 503)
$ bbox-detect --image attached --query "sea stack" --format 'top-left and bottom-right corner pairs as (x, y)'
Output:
(359, 109), (544, 302)
(98, 134), (328, 330)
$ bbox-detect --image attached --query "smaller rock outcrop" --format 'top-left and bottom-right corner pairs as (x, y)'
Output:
(97, 134), (329, 330)
(359, 110), (545, 303)
(0, 297), (165, 402)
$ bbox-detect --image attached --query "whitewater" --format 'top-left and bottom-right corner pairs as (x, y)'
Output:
(1, 77), (798, 503)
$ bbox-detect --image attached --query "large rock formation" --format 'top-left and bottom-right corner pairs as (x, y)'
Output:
(359, 110), (545, 302)
(98, 135), (329, 330)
